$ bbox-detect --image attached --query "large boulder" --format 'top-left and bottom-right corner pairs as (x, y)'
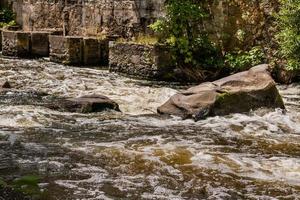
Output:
(157, 65), (285, 121)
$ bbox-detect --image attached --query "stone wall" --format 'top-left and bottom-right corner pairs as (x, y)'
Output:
(2, 30), (58, 58)
(8, 0), (279, 52)
(204, 0), (279, 53)
(10, 0), (164, 38)
(0, 0), (12, 8)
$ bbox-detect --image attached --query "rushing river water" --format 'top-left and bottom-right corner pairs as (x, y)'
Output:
(0, 57), (299, 200)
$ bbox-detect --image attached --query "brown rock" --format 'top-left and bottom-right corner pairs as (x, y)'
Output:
(1, 81), (11, 89)
(158, 65), (285, 121)
(62, 94), (120, 113)
(0, 90), (120, 114)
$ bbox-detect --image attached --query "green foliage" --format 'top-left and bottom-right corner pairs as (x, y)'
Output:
(0, 175), (44, 199)
(149, 0), (222, 68)
(12, 175), (42, 198)
(0, 8), (16, 28)
(0, 8), (14, 22)
(133, 34), (158, 45)
(0, 20), (16, 28)
(225, 47), (265, 71)
(149, 20), (164, 33)
(0, 178), (7, 187)
(276, 0), (300, 70)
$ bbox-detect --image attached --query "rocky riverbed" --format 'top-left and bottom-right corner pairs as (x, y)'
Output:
(0, 57), (299, 199)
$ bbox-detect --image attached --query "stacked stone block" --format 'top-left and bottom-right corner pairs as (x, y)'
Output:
(49, 36), (82, 65)
(1, 31), (31, 57)
(31, 32), (50, 57)
(1, 30), (58, 57)
(0, 29), (2, 51)
(109, 42), (173, 80)
(83, 37), (101, 66)
(49, 35), (109, 66)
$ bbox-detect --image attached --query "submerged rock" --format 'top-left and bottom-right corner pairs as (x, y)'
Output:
(0, 90), (120, 113)
(59, 94), (120, 113)
(158, 65), (285, 121)
(1, 81), (11, 89)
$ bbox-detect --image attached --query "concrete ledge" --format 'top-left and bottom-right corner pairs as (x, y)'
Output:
(109, 42), (173, 80)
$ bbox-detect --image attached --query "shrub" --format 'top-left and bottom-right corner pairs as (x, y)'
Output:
(0, 8), (14, 23)
(276, 0), (300, 70)
(0, 20), (16, 28)
(149, 0), (222, 69)
(0, 8), (16, 28)
(225, 47), (266, 71)
(133, 34), (158, 45)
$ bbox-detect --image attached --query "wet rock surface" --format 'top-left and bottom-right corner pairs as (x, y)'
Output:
(0, 81), (11, 89)
(158, 65), (285, 120)
(61, 94), (120, 113)
(0, 90), (120, 113)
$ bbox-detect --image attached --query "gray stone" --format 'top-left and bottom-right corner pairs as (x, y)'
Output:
(63, 94), (121, 113)
(82, 38), (109, 66)
(83, 37), (101, 66)
(99, 39), (109, 66)
(0, 29), (2, 51)
(158, 65), (285, 121)
(109, 42), (173, 80)
(31, 31), (50, 57)
(49, 35), (83, 65)
(11, 0), (165, 38)
(1, 30), (31, 57)
(0, 90), (120, 113)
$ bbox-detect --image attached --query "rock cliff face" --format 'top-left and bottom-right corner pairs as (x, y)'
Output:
(8, 0), (279, 52)
(10, 0), (164, 38)
(205, 0), (279, 53)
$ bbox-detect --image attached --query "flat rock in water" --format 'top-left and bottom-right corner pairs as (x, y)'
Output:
(0, 90), (120, 113)
(157, 64), (285, 121)
(61, 94), (121, 113)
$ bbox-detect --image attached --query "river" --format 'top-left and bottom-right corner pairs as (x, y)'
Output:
(0, 57), (299, 200)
